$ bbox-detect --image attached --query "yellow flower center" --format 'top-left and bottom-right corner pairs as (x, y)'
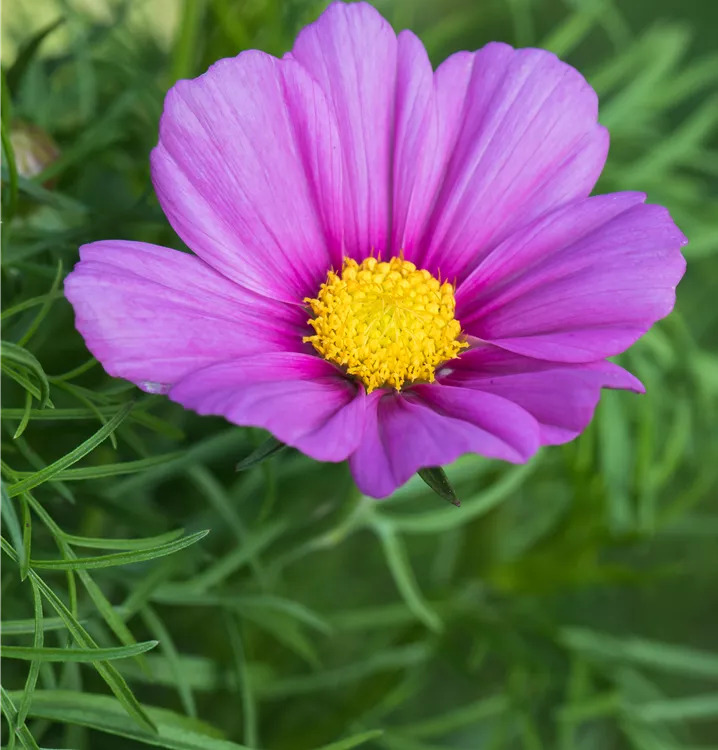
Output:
(303, 256), (467, 393)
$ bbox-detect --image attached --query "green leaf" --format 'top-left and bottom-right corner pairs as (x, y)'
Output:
(1, 119), (19, 223)
(235, 435), (286, 471)
(141, 607), (196, 719)
(633, 693), (718, 723)
(561, 627), (718, 680)
(16, 578), (43, 727)
(1, 686), (41, 750)
(0, 165), (87, 213)
(224, 614), (257, 748)
(17, 260), (64, 348)
(313, 730), (385, 750)
(0, 342), (51, 407)
(6, 401), (135, 496)
(11, 451), (185, 484)
(30, 571), (156, 732)
(372, 520), (442, 633)
(417, 467), (460, 507)
(6, 18), (65, 94)
(12, 389), (33, 440)
(1, 481), (27, 573)
(8, 689), (255, 749)
(152, 589), (332, 634)
(1, 291), (66, 321)
(2, 641), (159, 663)
(60, 529), (185, 551)
(394, 695), (509, 737)
(178, 520), (286, 593)
(1, 616), (83, 635)
(30, 529), (209, 570)
(171, 0), (206, 82)
(1, 538), (156, 734)
(262, 643), (431, 699)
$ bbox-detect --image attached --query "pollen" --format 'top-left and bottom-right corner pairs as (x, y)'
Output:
(303, 256), (468, 393)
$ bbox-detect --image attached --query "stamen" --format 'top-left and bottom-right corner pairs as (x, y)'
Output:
(304, 257), (467, 393)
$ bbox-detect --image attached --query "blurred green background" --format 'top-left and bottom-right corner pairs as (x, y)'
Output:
(1, 1), (717, 749)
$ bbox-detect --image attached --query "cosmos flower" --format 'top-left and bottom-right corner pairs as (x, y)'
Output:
(65, 1), (687, 498)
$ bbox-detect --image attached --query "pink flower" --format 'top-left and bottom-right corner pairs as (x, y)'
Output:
(65, 2), (687, 498)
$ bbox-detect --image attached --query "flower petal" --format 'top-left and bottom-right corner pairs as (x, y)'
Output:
(391, 38), (475, 256)
(290, 1), (397, 259)
(442, 346), (644, 445)
(64, 241), (302, 392)
(415, 43), (608, 281)
(456, 194), (687, 362)
(151, 50), (343, 302)
(349, 385), (539, 498)
(170, 353), (366, 462)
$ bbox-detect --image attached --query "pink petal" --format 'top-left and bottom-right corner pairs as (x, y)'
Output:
(64, 241), (302, 392)
(349, 386), (539, 498)
(391, 40), (475, 256)
(442, 346), (644, 445)
(456, 194), (687, 363)
(414, 43), (608, 281)
(290, 1), (397, 260)
(151, 50), (343, 302)
(170, 353), (367, 462)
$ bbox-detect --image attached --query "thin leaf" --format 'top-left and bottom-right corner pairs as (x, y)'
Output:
(171, 0), (205, 82)
(236, 435), (286, 471)
(1, 538), (157, 734)
(395, 695), (509, 737)
(0, 165), (87, 213)
(30, 529), (209, 570)
(313, 730), (385, 750)
(259, 643), (430, 699)
(1, 291), (66, 321)
(1, 481), (27, 572)
(60, 529), (185, 551)
(0, 342), (51, 407)
(152, 589), (331, 634)
(372, 520), (442, 633)
(634, 693), (718, 723)
(1, 686), (41, 750)
(12, 390), (33, 440)
(2, 641), (159, 663)
(17, 260), (63, 348)
(561, 628), (718, 680)
(225, 613), (257, 748)
(1, 616), (81, 635)
(1, 119), (19, 222)
(141, 606), (196, 719)
(6, 18), (65, 94)
(18, 451), (186, 482)
(6, 401), (135, 496)
(16, 578), (44, 727)
(179, 520), (286, 593)
(23, 492), (151, 676)
(8, 689), (255, 749)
